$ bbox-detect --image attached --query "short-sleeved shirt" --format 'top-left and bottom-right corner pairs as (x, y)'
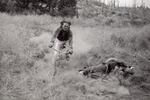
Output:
(57, 30), (71, 41)
(55, 28), (72, 41)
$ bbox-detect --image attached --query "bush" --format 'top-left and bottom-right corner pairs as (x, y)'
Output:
(130, 75), (147, 85)
(0, 0), (78, 17)
(110, 34), (126, 47)
(59, 7), (77, 18)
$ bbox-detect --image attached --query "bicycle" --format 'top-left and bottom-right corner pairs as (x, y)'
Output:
(49, 44), (73, 77)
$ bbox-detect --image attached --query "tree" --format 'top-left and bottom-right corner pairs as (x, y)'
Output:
(16, 0), (30, 9)
(58, 0), (77, 17)
(0, 0), (9, 12)
(133, 0), (137, 8)
(6, 0), (17, 13)
(58, 0), (77, 11)
(0, 0), (78, 17)
(141, 0), (145, 8)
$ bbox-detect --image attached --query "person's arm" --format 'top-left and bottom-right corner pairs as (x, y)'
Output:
(49, 28), (60, 48)
(50, 28), (60, 43)
(68, 30), (73, 49)
(67, 30), (73, 54)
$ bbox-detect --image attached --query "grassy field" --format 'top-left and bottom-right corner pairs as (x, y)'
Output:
(0, 13), (150, 100)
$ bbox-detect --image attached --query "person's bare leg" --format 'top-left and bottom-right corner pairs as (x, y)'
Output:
(53, 61), (57, 75)
(52, 40), (67, 80)
(52, 55), (57, 80)
(52, 40), (60, 80)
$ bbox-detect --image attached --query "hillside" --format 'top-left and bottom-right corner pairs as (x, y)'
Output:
(0, 13), (150, 100)
(77, 0), (150, 27)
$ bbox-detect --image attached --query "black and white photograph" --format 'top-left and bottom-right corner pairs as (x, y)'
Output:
(0, 0), (150, 100)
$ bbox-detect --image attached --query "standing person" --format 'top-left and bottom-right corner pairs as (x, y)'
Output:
(49, 20), (73, 77)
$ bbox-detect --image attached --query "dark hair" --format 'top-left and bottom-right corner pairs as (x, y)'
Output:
(60, 20), (71, 26)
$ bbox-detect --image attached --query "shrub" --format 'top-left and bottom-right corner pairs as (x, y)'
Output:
(130, 75), (147, 85)
(110, 34), (126, 47)
(59, 7), (76, 18)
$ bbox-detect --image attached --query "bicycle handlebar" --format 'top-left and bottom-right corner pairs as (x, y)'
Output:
(50, 47), (67, 54)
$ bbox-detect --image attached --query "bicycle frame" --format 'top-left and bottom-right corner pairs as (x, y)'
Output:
(51, 47), (67, 54)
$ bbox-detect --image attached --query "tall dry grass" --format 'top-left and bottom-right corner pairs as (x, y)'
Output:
(0, 13), (150, 100)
